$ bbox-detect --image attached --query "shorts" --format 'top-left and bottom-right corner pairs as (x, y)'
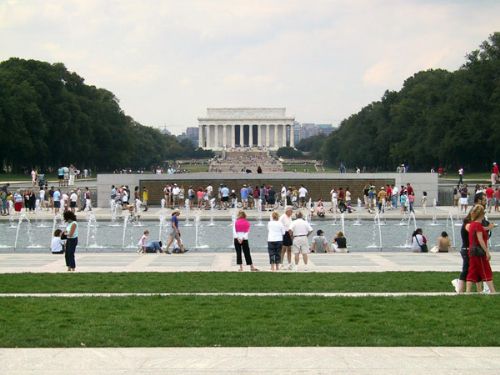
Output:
(14, 202), (23, 212)
(221, 197), (229, 202)
(167, 229), (180, 241)
(459, 197), (468, 205)
(70, 201), (77, 208)
(58, 175), (63, 180)
(292, 236), (309, 254)
(54, 201), (61, 208)
(283, 231), (293, 246)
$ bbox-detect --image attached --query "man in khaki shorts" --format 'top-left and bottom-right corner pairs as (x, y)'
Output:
(289, 211), (313, 271)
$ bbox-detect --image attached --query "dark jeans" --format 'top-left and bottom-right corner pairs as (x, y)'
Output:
(267, 241), (282, 264)
(65, 237), (78, 269)
(234, 239), (253, 265)
(459, 248), (469, 281)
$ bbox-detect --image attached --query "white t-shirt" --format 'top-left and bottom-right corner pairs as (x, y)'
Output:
(267, 220), (286, 242)
(346, 191), (351, 201)
(330, 190), (337, 200)
(279, 213), (292, 231)
(289, 219), (313, 236)
(172, 187), (180, 196)
(298, 187), (308, 198)
(51, 237), (64, 253)
(39, 190), (45, 200)
(412, 234), (425, 251)
(70, 192), (78, 202)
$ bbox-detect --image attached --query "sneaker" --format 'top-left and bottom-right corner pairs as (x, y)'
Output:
(483, 282), (491, 294)
(303, 266), (309, 271)
(287, 263), (293, 270)
(451, 279), (459, 293)
(165, 250), (172, 255)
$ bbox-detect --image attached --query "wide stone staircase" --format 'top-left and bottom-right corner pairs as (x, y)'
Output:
(209, 149), (283, 173)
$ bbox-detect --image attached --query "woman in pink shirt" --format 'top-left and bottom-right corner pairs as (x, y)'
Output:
(233, 210), (259, 272)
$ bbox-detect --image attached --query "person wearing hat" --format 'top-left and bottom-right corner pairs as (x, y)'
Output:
(164, 209), (187, 254)
(377, 186), (387, 213)
(311, 229), (330, 253)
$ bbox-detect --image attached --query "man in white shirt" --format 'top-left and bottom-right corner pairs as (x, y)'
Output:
(69, 190), (78, 213)
(172, 184), (180, 208)
(39, 188), (46, 210)
(289, 211), (313, 270)
(280, 185), (287, 206)
(330, 187), (338, 213)
(279, 206), (294, 269)
(298, 185), (308, 208)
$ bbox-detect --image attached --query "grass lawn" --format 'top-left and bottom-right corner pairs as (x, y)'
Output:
(0, 271), (492, 293)
(283, 164), (317, 172)
(2, 272), (498, 347)
(1, 295), (499, 347)
(179, 164), (209, 173)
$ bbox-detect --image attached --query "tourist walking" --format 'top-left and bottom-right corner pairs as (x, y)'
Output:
(63, 211), (78, 271)
(289, 211), (313, 270)
(466, 205), (496, 293)
(164, 209), (186, 254)
(267, 211), (285, 271)
(233, 210), (259, 271)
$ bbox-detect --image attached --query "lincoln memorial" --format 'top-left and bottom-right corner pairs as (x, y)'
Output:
(198, 108), (295, 150)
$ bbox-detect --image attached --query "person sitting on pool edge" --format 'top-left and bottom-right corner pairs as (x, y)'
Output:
(333, 231), (348, 253)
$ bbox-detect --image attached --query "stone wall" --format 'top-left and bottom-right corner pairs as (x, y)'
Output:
(97, 172), (438, 208)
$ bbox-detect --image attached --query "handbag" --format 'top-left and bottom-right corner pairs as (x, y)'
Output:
(470, 245), (486, 257)
(415, 235), (428, 253)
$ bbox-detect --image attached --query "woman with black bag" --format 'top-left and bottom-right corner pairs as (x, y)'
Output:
(466, 205), (495, 293)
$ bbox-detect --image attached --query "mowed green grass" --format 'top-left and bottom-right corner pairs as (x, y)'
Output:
(1, 272), (498, 347)
(1, 295), (499, 347)
(0, 271), (492, 293)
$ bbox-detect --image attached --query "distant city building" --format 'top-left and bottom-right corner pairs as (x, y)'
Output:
(294, 122), (334, 144)
(180, 127), (199, 146)
(159, 126), (171, 136)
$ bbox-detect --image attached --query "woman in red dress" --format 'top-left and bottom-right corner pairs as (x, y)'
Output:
(466, 205), (496, 293)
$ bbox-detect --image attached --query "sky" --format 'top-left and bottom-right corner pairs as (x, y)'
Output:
(1, 0), (499, 134)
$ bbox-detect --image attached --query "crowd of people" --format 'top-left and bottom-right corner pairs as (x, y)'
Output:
(453, 183), (500, 213)
(0, 183), (93, 216)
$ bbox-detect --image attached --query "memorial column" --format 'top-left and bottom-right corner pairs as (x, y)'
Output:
(266, 125), (270, 147)
(249, 125), (253, 147)
(290, 124), (295, 148)
(223, 125), (227, 148)
(282, 125), (287, 147)
(231, 125), (235, 148)
(274, 125), (278, 148)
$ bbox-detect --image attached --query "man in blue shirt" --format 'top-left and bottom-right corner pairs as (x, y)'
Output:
(220, 185), (230, 209)
(240, 184), (249, 209)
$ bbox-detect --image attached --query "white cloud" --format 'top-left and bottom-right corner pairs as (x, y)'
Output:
(1, 0), (499, 133)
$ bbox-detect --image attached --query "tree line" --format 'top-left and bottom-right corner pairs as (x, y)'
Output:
(298, 33), (500, 172)
(0, 58), (209, 173)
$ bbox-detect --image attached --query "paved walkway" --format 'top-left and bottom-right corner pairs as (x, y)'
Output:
(1, 251), (496, 273)
(1, 347), (500, 374)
